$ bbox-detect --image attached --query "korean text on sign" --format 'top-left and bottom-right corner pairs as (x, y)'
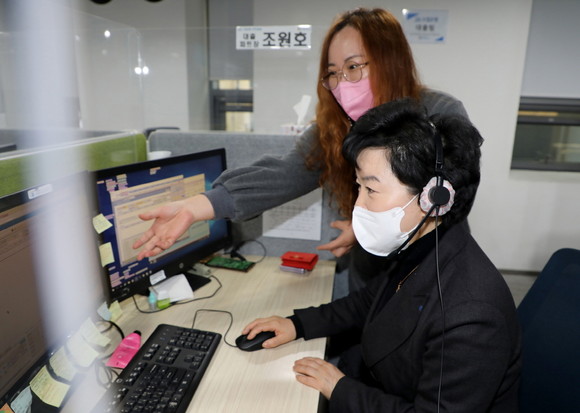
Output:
(401, 9), (449, 44)
(236, 25), (312, 50)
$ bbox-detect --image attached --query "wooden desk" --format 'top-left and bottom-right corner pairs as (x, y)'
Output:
(69, 256), (335, 413)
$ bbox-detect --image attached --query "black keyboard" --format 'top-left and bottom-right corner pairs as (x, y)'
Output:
(93, 324), (221, 413)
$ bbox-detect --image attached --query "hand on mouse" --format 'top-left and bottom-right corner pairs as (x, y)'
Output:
(242, 316), (296, 349)
(293, 357), (345, 400)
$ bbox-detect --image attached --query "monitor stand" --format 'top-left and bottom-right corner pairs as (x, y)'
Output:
(184, 271), (211, 292)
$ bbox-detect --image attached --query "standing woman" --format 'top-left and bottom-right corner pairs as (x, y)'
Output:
(310, 8), (467, 290)
(133, 8), (468, 291)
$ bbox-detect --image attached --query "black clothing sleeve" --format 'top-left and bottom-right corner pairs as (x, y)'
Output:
(288, 314), (305, 339)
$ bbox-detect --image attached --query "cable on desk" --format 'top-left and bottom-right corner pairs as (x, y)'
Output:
(131, 294), (160, 314)
(94, 360), (120, 389)
(95, 320), (126, 360)
(226, 239), (267, 264)
(131, 274), (223, 314)
(97, 319), (125, 342)
(94, 320), (125, 388)
(192, 309), (237, 348)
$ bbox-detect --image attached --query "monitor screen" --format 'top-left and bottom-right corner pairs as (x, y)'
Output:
(93, 149), (231, 302)
(0, 173), (105, 404)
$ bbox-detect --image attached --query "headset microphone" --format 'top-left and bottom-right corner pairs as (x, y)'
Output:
(389, 202), (437, 257)
(391, 122), (448, 412)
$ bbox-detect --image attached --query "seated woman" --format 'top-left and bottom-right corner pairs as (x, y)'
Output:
(240, 99), (521, 412)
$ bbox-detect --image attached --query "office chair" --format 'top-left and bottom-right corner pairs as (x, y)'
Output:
(517, 248), (580, 413)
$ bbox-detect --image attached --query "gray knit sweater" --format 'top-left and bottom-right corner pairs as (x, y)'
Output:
(204, 89), (468, 222)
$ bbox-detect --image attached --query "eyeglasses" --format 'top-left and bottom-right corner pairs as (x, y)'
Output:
(321, 60), (369, 90)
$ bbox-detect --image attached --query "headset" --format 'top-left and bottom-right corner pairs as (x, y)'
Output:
(388, 120), (450, 412)
(390, 121), (454, 256)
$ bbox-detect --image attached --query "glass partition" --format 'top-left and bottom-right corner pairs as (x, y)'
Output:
(0, 7), (143, 151)
(138, 23), (322, 136)
(73, 12), (145, 131)
(0, 1), (328, 153)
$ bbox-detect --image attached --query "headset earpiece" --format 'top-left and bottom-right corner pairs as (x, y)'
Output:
(429, 178), (451, 207)
(419, 124), (455, 216)
(420, 176), (455, 215)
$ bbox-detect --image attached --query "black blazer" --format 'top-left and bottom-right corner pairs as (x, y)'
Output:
(295, 222), (521, 412)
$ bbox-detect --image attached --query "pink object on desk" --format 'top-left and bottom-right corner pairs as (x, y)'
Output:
(106, 331), (142, 369)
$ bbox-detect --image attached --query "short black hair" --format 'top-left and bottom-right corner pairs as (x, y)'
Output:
(342, 98), (483, 225)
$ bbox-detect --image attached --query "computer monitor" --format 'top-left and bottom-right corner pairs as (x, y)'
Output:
(93, 149), (231, 302)
(0, 173), (105, 405)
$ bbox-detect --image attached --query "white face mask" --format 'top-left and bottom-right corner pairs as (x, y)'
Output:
(352, 195), (419, 257)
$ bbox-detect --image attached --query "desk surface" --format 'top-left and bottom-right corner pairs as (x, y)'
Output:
(67, 256), (335, 413)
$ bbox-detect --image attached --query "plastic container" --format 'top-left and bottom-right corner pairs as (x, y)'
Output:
(106, 330), (142, 368)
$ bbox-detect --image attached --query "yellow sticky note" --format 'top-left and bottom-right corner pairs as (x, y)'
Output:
(66, 330), (100, 368)
(80, 318), (111, 348)
(29, 366), (70, 408)
(49, 347), (77, 382)
(92, 213), (113, 234)
(108, 300), (123, 322)
(99, 243), (115, 267)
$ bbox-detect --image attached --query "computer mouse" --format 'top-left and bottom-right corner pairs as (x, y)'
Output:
(235, 331), (276, 352)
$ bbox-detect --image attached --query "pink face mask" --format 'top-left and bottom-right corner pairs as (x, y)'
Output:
(331, 77), (375, 121)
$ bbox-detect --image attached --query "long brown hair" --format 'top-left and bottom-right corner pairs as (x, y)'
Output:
(308, 8), (424, 218)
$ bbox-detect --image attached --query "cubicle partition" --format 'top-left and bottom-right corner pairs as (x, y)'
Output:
(0, 129), (122, 151)
(0, 131), (147, 197)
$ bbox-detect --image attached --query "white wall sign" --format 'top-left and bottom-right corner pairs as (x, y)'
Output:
(236, 25), (312, 50)
(401, 9), (449, 44)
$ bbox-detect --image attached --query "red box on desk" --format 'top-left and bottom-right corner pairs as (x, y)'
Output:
(280, 251), (319, 271)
